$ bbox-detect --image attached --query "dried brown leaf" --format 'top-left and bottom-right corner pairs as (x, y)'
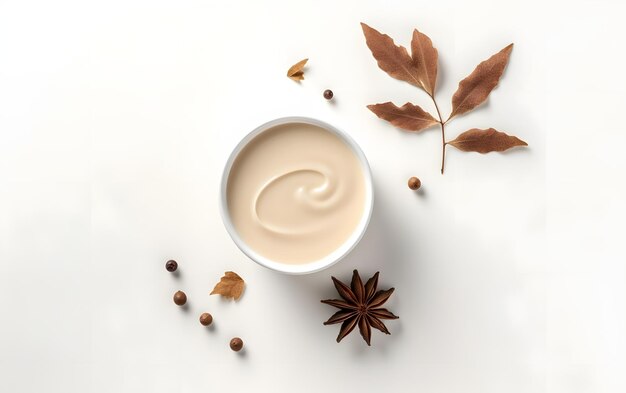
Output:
(411, 29), (438, 96)
(367, 102), (439, 132)
(287, 58), (308, 81)
(210, 271), (245, 300)
(448, 128), (527, 153)
(361, 23), (423, 90)
(449, 44), (513, 120)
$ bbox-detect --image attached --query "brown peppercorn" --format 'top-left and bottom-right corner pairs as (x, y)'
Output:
(199, 312), (213, 326)
(323, 89), (334, 100)
(165, 259), (178, 272)
(230, 337), (244, 352)
(173, 290), (187, 306)
(408, 176), (421, 190)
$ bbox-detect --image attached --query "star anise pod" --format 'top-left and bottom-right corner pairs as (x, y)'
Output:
(321, 270), (399, 346)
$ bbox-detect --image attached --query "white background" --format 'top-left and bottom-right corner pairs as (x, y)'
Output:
(1, 0), (624, 392)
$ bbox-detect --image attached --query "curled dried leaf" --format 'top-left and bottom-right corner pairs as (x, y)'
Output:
(411, 29), (438, 95)
(367, 102), (438, 132)
(210, 271), (245, 300)
(448, 44), (513, 120)
(287, 58), (308, 81)
(448, 128), (527, 153)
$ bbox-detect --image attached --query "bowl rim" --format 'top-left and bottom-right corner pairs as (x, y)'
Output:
(219, 116), (374, 275)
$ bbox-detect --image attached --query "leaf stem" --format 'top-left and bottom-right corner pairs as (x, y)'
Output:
(429, 94), (447, 174)
(440, 122), (446, 174)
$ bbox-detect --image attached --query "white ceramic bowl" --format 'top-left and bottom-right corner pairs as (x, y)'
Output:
(220, 117), (374, 274)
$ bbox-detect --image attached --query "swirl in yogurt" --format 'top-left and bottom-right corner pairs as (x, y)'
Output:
(253, 166), (340, 235)
(227, 123), (366, 264)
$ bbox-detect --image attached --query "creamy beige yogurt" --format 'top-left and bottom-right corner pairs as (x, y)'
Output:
(226, 122), (367, 264)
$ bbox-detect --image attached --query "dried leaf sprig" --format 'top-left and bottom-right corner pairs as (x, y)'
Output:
(361, 23), (527, 174)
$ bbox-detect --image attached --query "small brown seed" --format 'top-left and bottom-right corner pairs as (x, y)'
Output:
(408, 176), (421, 190)
(173, 290), (187, 306)
(199, 312), (213, 326)
(165, 259), (178, 272)
(230, 337), (243, 352)
(323, 89), (334, 100)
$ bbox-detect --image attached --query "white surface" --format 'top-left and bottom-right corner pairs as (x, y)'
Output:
(0, 1), (624, 392)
